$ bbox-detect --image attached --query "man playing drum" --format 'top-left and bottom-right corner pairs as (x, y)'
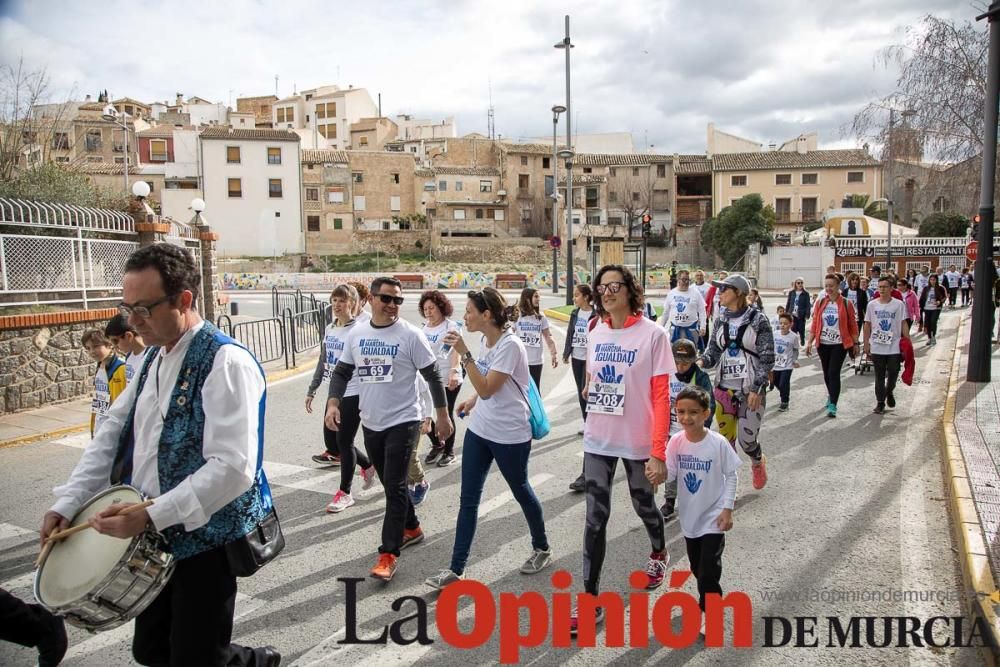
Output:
(40, 244), (280, 666)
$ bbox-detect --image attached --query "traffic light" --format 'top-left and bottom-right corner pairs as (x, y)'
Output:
(641, 213), (652, 237)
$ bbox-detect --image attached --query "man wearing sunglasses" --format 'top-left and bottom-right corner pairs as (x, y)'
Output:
(784, 277), (811, 345)
(326, 276), (453, 582)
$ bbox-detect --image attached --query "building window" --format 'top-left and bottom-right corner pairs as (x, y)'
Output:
(52, 132), (69, 150)
(353, 172), (363, 183)
(228, 178), (242, 198)
(359, 136), (369, 147)
(439, 180), (447, 191)
(494, 209), (504, 221)
(315, 102), (336, 119)
(775, 173), (791, 185)
(267, 147), (281, 165)
(391, 172), (400, 184)
(609, 191), (618, 203)
(354, 195), (366, 210)
(480, 180), (492, 193)
(319, 123), (337, 139)
(150, 139), (168, 162)
(423, 181), (436, 191)
(583, 167), (592, 174)
(847, 171), (864, 183)
(632, 167), (640, 176)
(476, 208), (484, 219)
(239, 118), (246, 125)
(410, 146), (417, 153)
(333, 218), (343, 230)
(586, 188), (599, 208)
(87, 156), (101, 162)
(453, 209), (466, 220)
(802, 173), (818, 185)
(657, 164), (666, 178)
(518, 174), (529, 189)
(543, 157), (550, 169)
(227, 146), (240, 163)
(455, 181), (463, 191)
(306, 188), (319, 201)
(276, 107), (294, 123)
(269, 179), (282, 198)
(114, 157), (124, 164)
(390, 196), (401, 211)
(609, 167), (617, 177)
(520, 156), (528, 166)
(632, 192), (640, 202)
(327, 188), (344, 203)
(55, 156), (69, 163)
(307, 215), (320, 232)
(731, 174), (747, 187)
(85, 129), (102, 152)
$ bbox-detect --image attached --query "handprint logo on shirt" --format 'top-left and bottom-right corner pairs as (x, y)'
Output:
(684, 471), (702, 494)
(596, 364), (623, 384)
(675, 300), (687, 313)
(824, 313), (837, 326)
(879, 319), (892, 332)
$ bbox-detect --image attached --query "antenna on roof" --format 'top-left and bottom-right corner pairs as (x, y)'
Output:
(274, 75), (279, 98)
(487, 78), (495, 140)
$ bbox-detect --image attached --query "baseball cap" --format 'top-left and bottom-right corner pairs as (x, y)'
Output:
(671, 339), (698, 363)
(710, 274), (751, 296)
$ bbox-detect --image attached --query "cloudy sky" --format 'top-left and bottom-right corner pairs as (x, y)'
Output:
(0, 0), (976, 154)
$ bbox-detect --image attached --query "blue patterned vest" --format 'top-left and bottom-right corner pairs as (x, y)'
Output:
(113, 321), (271, 561)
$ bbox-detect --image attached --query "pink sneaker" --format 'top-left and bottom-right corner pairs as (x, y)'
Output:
(326, 490), (355, 513)
(645, 551), (670, 590)
(752, 456), (768, 490)
(359, 465), (378, 491)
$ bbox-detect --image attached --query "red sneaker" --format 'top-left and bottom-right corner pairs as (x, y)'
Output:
(401, 526), (424, 550)
(645, 551), (670, 590)
(311, 451), (341, 466)
(370, 553), (398, 581)
(752, 456), (768, 490)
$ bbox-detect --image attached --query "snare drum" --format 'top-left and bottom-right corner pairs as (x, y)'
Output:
(34, 485), (175, 632)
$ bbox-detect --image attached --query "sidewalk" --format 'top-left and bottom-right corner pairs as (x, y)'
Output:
(944, 315), (1000, 660)
(0, 356), (316, 449)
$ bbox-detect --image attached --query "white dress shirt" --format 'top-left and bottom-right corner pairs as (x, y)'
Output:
(51, 320), (266, 533)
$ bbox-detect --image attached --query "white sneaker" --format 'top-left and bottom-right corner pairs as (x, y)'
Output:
(359, 465), (378, 491)
(326, 490), (355, 513)
(425, 569), (462, 590)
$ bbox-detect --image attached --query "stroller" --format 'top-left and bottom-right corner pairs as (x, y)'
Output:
(853, 348), (874, 375)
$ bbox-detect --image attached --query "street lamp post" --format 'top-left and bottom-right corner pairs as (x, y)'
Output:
(551, 105), (566, 294)
(555, 15), (575, 305)
(102, 105), (130, 193)
(885, 108), (894, 271)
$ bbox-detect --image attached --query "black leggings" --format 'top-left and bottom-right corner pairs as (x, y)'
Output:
(324, 394), (371, 494)
(685, 534), (725, 612)
(571, 357), (587, 420)
(923, 309), (941, 339)
(529, 363), (543, 390)
(817, 343), (848, 405)
(428, 384), (461, 454)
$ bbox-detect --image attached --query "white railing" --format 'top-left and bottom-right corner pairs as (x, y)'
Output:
(0, 197), (134, 233)
(835, 236), (983, 249)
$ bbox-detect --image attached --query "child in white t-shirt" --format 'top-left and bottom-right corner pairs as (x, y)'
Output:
(665, 386), (741, 620)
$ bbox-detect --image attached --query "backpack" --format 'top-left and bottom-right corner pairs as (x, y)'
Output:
(721, 317), (760, 359)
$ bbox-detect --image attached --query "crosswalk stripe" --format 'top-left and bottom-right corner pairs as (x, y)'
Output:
(0, 522), (34, 541)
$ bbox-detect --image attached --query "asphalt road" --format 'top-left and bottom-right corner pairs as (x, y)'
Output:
(0, 293), (983, 666)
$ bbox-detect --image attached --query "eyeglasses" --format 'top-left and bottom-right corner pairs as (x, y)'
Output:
(118, 295), (173, 319)
(376, 294), (405, 306)
(596, 281), (625, 295)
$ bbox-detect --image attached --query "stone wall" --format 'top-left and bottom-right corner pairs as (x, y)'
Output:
(433, 238), (550, 264)
(1, 322), (98, 414)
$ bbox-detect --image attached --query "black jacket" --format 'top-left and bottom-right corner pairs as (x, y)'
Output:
(562, 307), (596, 360)
(841, 287), (868, 323)
(785, 289), (811, 321)
(919, 285), (947, 309)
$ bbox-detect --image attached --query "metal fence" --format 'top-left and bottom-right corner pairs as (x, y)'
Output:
(271, 287), (322, 318)
(216, 304), (329, 370)
(285, 307), (327, 367)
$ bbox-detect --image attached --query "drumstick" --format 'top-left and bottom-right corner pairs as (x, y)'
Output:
(36, 500), (155, 567)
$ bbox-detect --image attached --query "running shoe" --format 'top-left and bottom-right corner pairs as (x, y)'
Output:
(751, 456), (768, 489)
(778, 402), (789, 412)
(424, 446), (443, 465)
(569, 605), (606, 636)
(370, 553), (398, 581)
(645, 551), (670, 590)
(520, 548), (552, 574)
(401, 526), (424, 549)
(437, 452), (456, 467)
(326, 490), (354, 513)
(827, 403), (837, 418)
(359, 465), (378, 491)
(410, 480), (430, 505)
(660, 497), (675, 521)
(886, 393), (896, 409)
(425, 569), (462, 590)
(312, 451), (341, 466)
(873, 404), (885, 415)
(569, 475), (586, 492)
(577, 429), (585, 436)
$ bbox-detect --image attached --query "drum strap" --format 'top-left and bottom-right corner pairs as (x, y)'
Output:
(111, 347), (160, 485)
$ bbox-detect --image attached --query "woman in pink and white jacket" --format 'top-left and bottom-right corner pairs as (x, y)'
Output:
(897, 278), (921, 331)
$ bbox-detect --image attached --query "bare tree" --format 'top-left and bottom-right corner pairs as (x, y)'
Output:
(849, 14), (987, 165)
(607, 167), (654, 237)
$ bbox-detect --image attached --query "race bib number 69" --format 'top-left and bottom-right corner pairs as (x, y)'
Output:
(358, 356), (393, 383)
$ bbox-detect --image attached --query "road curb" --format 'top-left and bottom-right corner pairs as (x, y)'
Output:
(0, 363), (316, 450)
(544, 308), (571, 323)
(941, 315), (1000, 661)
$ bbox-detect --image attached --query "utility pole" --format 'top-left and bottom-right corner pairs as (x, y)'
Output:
(886, 108), (894, 271)
(968, 0), (1000, 381)
(556, 16), (575, 306)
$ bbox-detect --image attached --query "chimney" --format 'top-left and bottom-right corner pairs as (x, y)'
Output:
(85, 94), (92, 102)
(796, 135), (807, 154)
(176, 93), (184, 106)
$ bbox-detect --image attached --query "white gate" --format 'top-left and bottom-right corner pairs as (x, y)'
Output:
(759, 246), (824, 290)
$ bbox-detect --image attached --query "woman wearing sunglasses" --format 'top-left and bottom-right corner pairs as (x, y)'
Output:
(575, 264), (674, 634)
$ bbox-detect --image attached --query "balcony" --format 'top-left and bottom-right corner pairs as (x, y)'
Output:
(773, 211), (819, 225)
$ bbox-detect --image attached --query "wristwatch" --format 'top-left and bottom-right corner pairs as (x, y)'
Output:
(461, 351), (475, 366)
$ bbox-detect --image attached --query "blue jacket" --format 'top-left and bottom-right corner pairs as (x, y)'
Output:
(785, 290), (811, 321)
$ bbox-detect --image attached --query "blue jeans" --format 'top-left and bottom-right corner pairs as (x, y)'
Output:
(449, 429), (549, 575)
(670, 322), (704, 352)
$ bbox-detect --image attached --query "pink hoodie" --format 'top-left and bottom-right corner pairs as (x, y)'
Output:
(901, 289), (920, 322)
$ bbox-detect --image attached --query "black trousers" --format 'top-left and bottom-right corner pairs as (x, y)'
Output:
(872, 353), (901, 405)
(363, 421), (422, 556)
(0, 587), (57, 650)
(685, 534), (726, 611)
(792, 316), (807, 344)
(132, 546), (263, 667)
(428, 385), (460, 454)
(326, 395), (371, 494)
(817, 343), (848, 405)
(923, 309), (941, 339)
(962, 288), (972, 305)
(529, 363), (543, 391)
(772, 369), (792, 404)
(571, 357), (588, 420)
(948, 287), (959, 306)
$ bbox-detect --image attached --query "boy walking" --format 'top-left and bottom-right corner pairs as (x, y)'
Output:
(864, 277), (910, 415)
(772, 313), (801, 411)
(81, 329), (126, 437)
(104, 313), (149, 386)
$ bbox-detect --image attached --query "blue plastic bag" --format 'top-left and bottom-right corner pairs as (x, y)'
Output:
(525, 377), (550, 440)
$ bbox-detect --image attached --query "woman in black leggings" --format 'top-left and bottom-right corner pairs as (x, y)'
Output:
(564, 284), (595, 492)
(919, 274), (946, 346)
(806, 274), (860, 418)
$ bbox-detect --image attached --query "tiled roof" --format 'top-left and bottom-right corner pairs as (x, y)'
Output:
(675, 159), (712, 174)
(558, 174), (607, 186)
(302, 149), (349, 164)
(415, 168), (435, 178)
(112, 97), (150, 108)
(199, 127), (300, 142)
(500, 142), (563, 155)
(431, 166), (499, 177)
(69, 162), (138, 175)
(577, 153), (672, 166)
(711, 149), (880, 171)
(137, 126), (176, 138)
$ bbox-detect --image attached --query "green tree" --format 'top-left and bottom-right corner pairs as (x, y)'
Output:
(0, 163), (130, 210)
(918, 212), (970, 237)
(700, 193), (774, 269)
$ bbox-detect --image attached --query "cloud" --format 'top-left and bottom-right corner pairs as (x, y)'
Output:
(0, 0), (972, 153)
